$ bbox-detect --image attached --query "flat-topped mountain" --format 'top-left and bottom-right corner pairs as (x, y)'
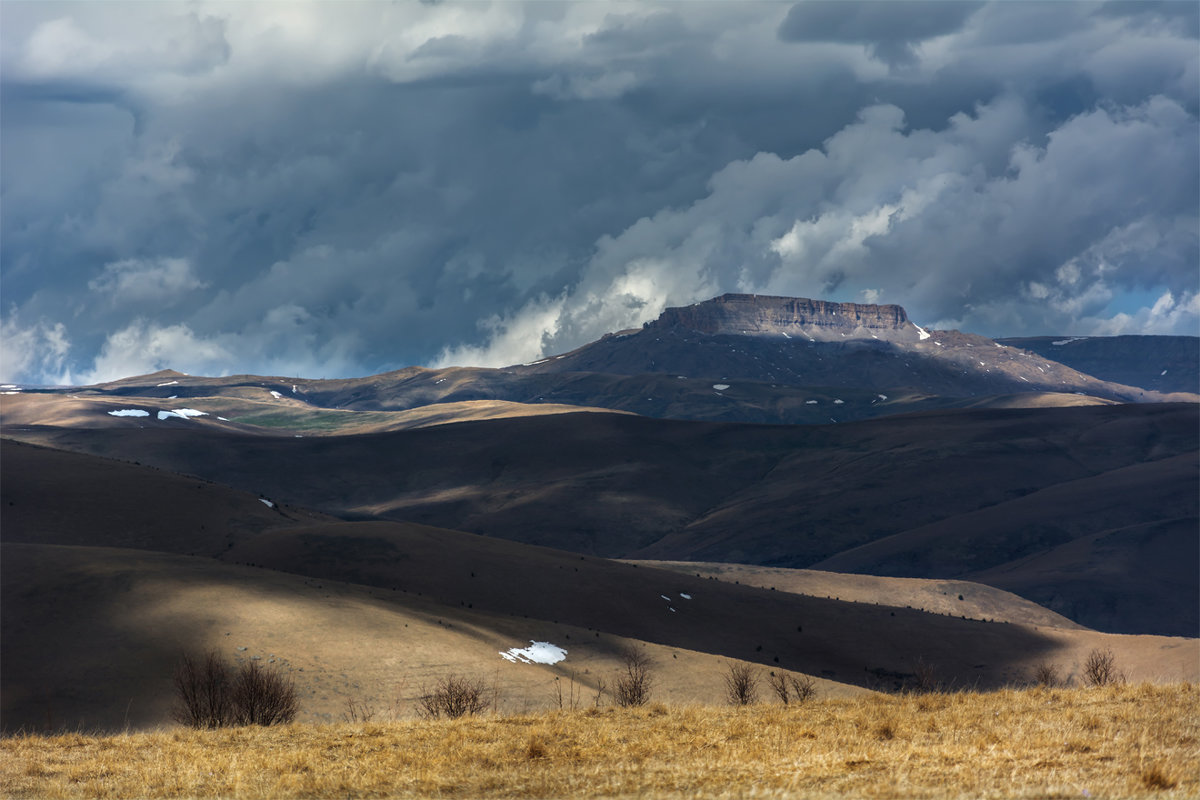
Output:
(647, 294), (916, 342)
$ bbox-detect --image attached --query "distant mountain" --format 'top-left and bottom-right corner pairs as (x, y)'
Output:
(997, 335), (1199, 395)
(66, 295), (1197, 428)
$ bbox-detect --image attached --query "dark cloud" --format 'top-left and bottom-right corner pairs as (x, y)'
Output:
(0, 2), (1195, 383)
(778, 1), (983, 64)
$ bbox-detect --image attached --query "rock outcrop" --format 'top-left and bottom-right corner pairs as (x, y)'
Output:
(646, 294), (914, 341)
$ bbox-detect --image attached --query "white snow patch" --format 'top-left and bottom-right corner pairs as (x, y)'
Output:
(217, 417), (230, 421)
(524, 359), (550, 366)
(500, 641), (567, 664)
(1, 384), (19, 389)
(914, 324), (931, 341)
(1161, 369), (1168, 376)
(157, 380), (179, 387)
(292, 384), (298, 393)
(1052, 337), (1087, 346)
(1, 391), (19, 395)
(434, 378), (445, 384)
(833, 399), (844, 405)
(669, 607), (676, 613)
(660, 595), (671, 601)
(712, 384), (730, 391)
(167, 395), (177, 399)
(934, 341), (943, 347)
(108, 409), (150, 417)
(781, 331), (791, 339)
(260, 498), (275, 508)
(877, 394), (888, 401)
(680, 593), (692, 600)
(1020, 376), (1030, 382)
(805, 399), (818, 404)
(270, 390), (283, 399)
(158, 408), (206, 421)
(979, 361), (986, 367)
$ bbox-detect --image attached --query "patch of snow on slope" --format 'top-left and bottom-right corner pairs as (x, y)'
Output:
(260, 498), (275, 508)
(1161, 369), (1168, 376)
(158, 408), (207, 421)
(877, 394), (888, 401)
(108, 409), (150, 417)
(157, 380), (179, 387)
(270, 390), (283, 399)
(500, 641), (567, 664)
(913, 324), (931, 341)
(805, 399), (818, 404)
(712, 384), (730, 391)
(680, 593), (692, 600)
(833, 399), (844, 404)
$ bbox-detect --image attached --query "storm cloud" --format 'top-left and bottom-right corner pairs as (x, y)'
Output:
(1, 1), (1196, 383)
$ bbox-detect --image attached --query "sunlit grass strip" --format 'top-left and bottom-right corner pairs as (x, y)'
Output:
(3, 683), (1197, 799)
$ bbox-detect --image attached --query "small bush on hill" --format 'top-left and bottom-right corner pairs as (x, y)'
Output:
(613, 646), (654, 708)
(1083, 648), (1125, 687)
(722, 663), (759, 706)
(768, 671), (817, 705)
(172, 651), (298, 728)
(419, 674), (491, 719)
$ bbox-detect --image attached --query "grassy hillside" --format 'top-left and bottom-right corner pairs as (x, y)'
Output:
(3, 684), (1196, 799)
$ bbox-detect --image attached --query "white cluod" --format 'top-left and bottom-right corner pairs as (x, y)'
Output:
(108, 409), (150, 417)
(500, 641), (567, 664)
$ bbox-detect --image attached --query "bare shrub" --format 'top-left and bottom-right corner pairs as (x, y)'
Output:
(768, 671), (817, 705)
(1030, 661), (1061, 688)
(173, 652), (297, 728)
(722, 663), (760, 706)
(909, 657), (939, 694)
(612, 646), (654, 708)
(172, 651), (231, 729)
(230, 661), (299, 726)
(1082, 648), (1125, 687)
(419, 674), (491, 719)
(342, 697), (376, 723)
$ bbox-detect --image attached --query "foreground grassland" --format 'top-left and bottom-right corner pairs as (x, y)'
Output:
(3, 684), (1196, 799)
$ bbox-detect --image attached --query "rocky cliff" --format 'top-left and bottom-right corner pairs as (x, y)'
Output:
(646, 294), (913, 340)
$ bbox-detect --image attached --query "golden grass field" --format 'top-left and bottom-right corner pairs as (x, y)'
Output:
(3, 683), (1196, 799)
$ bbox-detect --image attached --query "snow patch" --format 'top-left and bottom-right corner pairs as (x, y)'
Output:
(1052, 337), (1087, 346)
(833, 399), (844, 405)
(500, 641), (567, 664)
(270, 391), (283, 399)
(217, 417), (230, 421)
(877, 394), (888, 401)
(260, 498), (275, 508)
(524, 359), (550, 366)
(914, 324), (931, 341)
(1161, 369), (1168, 376)
(158, 408), (206, 421)
(805, 400), (818, 404)
(156, 380), (179, 387)
(660, 595), (671, 601)
(108, 409), (150, 417)
(712, 384), (730, 391)
(292, 384), (298, 394)
(679, 593), (692, 600)
(781, 331), (791, 339)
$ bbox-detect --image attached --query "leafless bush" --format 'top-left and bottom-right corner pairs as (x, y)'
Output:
(612, 646), (654, 708)
(342, 697), (377, 723)
(768, 671), (817, 705)
(722, 663), (760, 706)
(230, 661), (299, 725)
(172, 651), (232, 729)
(909, 657), (939, 694)
(419, 674), (492, 719)
(1082, 648), (1125, 687)
(1030, 661), (1061, 688)
(172, 652), (297, 728)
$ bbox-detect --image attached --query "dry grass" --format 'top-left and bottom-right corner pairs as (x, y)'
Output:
(3, 683), (1197, 799)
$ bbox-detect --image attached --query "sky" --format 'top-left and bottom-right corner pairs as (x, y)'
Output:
(1, 1), (1197, 385)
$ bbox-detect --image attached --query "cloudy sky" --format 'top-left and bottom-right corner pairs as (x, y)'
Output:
(1, 1), (1197, 384)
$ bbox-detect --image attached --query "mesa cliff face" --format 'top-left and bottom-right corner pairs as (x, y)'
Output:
(646, 294), (912, 339)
